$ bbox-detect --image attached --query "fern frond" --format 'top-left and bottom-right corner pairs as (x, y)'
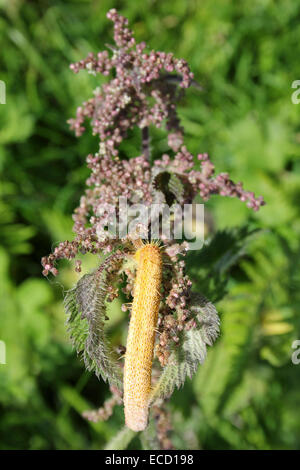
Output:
(64, 253), (123, 390)
(149, 293), (219, 404)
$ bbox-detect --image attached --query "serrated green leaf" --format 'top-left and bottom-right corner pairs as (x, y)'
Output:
(64, 253), (123, 390)
(149, 293), (219, 404)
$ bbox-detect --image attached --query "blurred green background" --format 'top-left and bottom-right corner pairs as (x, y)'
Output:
(1, 0), (300, 450)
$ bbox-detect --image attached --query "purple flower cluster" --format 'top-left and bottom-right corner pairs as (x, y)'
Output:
(68, 9), (192, 158)
(155, 149), (265, 211)
(42, 10), (265, 359)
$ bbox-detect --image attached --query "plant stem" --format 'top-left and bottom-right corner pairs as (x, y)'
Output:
(104, 426), (136, 450)
(142, 126), (150, 163)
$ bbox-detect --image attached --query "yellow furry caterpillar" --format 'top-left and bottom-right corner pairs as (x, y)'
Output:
(124, 242), (162, 431)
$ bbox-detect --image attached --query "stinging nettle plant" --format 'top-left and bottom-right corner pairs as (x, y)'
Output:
(42, 9), (265, 445)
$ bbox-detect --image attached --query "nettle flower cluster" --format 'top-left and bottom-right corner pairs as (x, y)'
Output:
(42, 10), (264, 440)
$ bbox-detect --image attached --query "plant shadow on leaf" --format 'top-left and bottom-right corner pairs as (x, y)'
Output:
(186, 225), (261, 302)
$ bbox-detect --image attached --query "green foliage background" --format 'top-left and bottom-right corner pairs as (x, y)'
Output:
(1, 0), (300, 449)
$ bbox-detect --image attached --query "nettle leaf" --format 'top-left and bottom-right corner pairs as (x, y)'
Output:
(64, 254), (123, 390)
(169, 173), (185, 204)
(186, 226), (261, 302)
(152, 169), (185, 206)
(149, 293), (220, 404)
